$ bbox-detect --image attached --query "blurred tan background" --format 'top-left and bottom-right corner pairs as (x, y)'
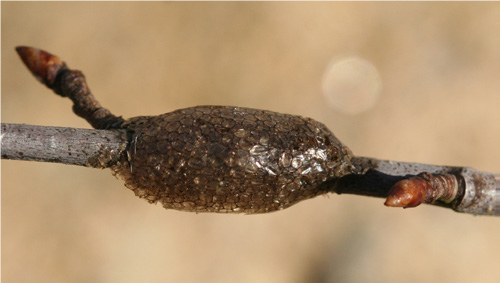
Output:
(2, 2), (499, 283)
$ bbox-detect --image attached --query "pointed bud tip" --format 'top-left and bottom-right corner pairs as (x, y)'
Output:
(385, 179), (427, 208)
(14, 46), (65, 87)
(384, 195), (403, 207)
(15, 46), (29, 55)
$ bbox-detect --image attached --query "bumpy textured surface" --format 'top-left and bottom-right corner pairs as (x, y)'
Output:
(113, 106), (354, 213)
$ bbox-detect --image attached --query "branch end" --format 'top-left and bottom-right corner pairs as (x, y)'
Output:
(15, 46), (66, 88)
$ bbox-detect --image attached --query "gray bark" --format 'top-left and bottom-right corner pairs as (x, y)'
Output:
(1, 123), (128, 168)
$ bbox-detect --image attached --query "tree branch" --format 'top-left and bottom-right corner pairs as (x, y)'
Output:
(3, 122), (497, 216)
(1, 123), (128, 168)
(4, 46), (498, 215)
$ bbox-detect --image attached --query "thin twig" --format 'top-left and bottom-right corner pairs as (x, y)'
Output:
(1, 123), (128, 168)
(2, 125), (496, 215)
(345, 157), (499, 215)
(4, 46), (498, 215)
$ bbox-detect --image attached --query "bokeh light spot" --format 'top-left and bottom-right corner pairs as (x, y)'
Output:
(322, 56), (382, 115)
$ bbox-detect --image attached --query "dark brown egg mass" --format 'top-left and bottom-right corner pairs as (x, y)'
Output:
(113, 106), (354, 213)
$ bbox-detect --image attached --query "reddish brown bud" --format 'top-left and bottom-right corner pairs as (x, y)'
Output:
(15, 46), (66, 88)
(385, 178), (428, 208)
(385, 172), (458, 208)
